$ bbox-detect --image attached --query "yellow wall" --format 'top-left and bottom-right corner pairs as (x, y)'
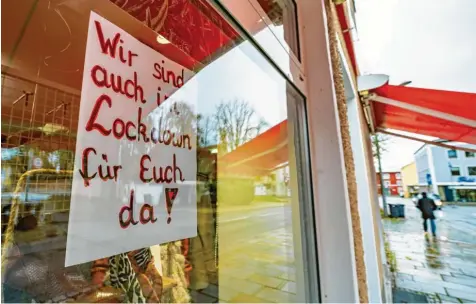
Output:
(401, 162), (418, 198)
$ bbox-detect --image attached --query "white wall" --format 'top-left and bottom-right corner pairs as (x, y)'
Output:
(297, 0), (359, 302)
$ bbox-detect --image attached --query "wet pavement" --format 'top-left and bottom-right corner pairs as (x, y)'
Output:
(382, 197), (476, 303)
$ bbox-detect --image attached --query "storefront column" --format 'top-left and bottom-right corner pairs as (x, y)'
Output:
(297, 0), (359, 302)
(341, 50), (388, 302)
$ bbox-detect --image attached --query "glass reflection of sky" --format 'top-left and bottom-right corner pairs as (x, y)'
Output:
(194, 36), (288, 130)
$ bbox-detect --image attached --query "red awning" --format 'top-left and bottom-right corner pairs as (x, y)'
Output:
(219, 120), (288, 176)
(371, 84), (476, 145)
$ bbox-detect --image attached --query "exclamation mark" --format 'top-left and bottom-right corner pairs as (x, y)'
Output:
(165, 188), (178, 224)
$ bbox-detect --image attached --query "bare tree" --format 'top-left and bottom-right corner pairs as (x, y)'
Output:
(197, 114), (214, 148)
(213, 100), (268, 153)
(371, 133), (390, 216)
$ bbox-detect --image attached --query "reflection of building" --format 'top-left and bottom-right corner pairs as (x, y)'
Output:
(376, 172), (402, 196)
(401, 162), (419, 198)
(414, 143), (476, 202)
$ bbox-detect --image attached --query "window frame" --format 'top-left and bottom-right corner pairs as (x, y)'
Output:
(217, 0), (303, 84)
(210, 1), (319, 302)
(468, 166), (476, 176)
(450, 166), (461, 176)
(465, 151), (475, 158)
(447, 149), (458, 159)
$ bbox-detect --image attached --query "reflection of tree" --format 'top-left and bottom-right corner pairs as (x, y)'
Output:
(196, 114), (214, 148)
(213, 100), (267, 153)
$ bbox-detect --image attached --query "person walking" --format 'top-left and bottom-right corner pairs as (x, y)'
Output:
(417, 192), (437, 237)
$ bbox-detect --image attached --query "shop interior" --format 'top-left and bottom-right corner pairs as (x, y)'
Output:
(2, 0), (300, 303)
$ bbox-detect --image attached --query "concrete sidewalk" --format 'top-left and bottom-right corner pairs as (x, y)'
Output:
(383, 197), (476, 303)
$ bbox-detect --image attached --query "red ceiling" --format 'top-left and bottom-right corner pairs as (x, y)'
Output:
(110, 0), (240, 70)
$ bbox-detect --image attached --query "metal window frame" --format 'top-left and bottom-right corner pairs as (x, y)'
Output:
(208, 0), (320, 302)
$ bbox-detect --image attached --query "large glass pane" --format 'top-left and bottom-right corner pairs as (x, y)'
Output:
(1, 0), (316, 303)
(218, 0), (303, 82)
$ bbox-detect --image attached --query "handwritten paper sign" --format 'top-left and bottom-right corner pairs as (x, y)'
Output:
(65, 12), (197, 267)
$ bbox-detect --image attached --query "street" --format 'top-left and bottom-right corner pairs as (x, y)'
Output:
(383, 197), (476, 303)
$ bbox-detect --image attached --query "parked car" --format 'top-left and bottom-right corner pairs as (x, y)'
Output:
(412, 193), (442, 210)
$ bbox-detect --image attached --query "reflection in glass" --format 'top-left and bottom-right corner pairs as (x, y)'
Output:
(1, 0), (314, 303)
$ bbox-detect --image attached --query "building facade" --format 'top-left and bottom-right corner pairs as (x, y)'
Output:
(401, 162), (419, 198)
(376, 171), (402, 196)
(1, 0), (387, 303)
(414, 143), (476, 202)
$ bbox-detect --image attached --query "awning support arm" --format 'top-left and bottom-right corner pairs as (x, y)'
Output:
(377, 128), (476, 154)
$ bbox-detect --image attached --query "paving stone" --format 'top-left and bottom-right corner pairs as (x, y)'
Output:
(228, 293), (271, 303)
(413, 276), (476, 294)
(269, 264), (296, 274)
(200, 284), (219, 298)
(392, 288), (428, 303)
(217, 286), (240, 302)
(219, 275), (263, 295)
(190, 290), (217, 303)
(280, 281), (297, 294)
(256, 287), (297, 303)
(451, 272), (476, 280)
(254, 266), (284, 278)
(397, 259), (425, 268)
(434, 293), (463, 303)
(461, 268), (476, 278)
(445, 288), (476, 302)
(248, 274), (286, 289)
(278, 272), (296, 282)
(397, 278), (446, 295)
(398, 268), (445, 280)
(222, 267), (255, 280)
(442, 274), (476, 288)
(397, 272), (415, 281)
(413, 266), (453, 276)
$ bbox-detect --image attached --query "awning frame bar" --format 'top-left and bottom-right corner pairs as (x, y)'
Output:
(377, 128), (476, 154)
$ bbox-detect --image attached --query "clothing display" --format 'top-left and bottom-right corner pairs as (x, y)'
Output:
(91, 248), (162, 303)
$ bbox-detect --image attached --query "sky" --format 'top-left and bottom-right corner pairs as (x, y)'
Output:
(354, 0), (476, 171)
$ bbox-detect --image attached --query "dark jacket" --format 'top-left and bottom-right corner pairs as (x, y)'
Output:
(417, 197), (437, 219)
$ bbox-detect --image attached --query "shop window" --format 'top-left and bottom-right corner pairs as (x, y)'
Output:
(448, 149), (458, 158)
(1, 0), (316, 303)
(451, 167), (461, 176)
(468, 166), (476, 176)
(465, 151), (475, 158)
